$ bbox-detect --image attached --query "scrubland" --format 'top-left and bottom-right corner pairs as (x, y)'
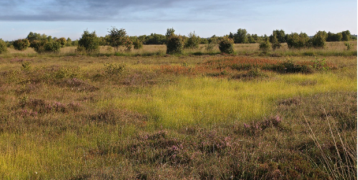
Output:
(0, 42), (356, 179)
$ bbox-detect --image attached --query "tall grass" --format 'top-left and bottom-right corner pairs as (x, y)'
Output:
(99, 72), (356, 129)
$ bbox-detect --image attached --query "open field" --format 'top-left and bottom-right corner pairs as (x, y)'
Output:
(0, 42), (356, 179)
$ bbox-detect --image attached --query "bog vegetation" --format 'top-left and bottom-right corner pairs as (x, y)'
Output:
(0, 27), (356, 179)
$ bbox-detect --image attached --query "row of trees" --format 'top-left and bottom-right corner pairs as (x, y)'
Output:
(1, 28), (355, 54)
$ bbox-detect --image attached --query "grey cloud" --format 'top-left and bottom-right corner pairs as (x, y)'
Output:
(0, 0), (291, 22)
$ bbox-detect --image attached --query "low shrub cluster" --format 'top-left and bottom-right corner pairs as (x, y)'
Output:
(218, 37), (234, 54)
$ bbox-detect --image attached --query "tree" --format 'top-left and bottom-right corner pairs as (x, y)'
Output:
(77, 30), (99, 53)
(66, 38), (72, 46)
(0, 39), (7, 54)
(311, 31), (327, 48)
(270, 30), (286, 43)
(234, 29), (248, 43)
(341, 30), (351, 41)
(271, 34), (281, 50)
(259, 37), (271, 52)
(166, 28), (175, 38)
(166, 35), (183, 54)
(133, 39), (143, 49)
(327, 32), (342, 41)
(219, 37), (234, 54)
(13, 39), (30, 51)
(108, 27), (127, 52)
(184, 32), (200, 49)
(286, 32), (310, 49)
(56, 37), (67, 47)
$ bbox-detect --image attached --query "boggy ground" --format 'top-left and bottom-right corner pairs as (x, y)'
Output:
(0, 46), (356, 179)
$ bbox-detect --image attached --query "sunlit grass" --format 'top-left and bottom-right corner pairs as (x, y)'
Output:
(99, 72), (356, 129)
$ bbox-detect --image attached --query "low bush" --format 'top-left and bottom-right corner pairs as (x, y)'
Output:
(77, 30), (100, 53)
(133, 39), (143, 49)
(259, 39), (271, 52)
(0, 39), (7, 54)
(13, 39), (30, 51)
(166, 35), (183, 54)
(218, 37), (234, 54)
(184, 32), (200, 49)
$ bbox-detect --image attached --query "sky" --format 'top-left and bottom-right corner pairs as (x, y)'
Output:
(0, 0), (356, 41)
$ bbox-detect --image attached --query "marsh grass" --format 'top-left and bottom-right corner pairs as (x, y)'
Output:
(0, 46), (356, 179)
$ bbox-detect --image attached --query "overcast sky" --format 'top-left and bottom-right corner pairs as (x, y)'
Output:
(0, 0), (356, 41)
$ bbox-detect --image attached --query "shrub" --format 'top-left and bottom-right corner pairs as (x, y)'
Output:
(13, 39), (30, 51)
(184, 32), (200, 49)
(344, 42), (352, 50)
(219, 37), (234, 54)
(311, 31), (326, 48)
(341, 30), (351, 41)
(133, 39), (143, 49)
(286, 33), (310, 49)
(166, 35), (183, 54)
(56, 38), (66, 47)
(259, 39), (271, 52)
(270, 34), (281, 50)
(234, 29), (248, 43)
(0, 39), (7, 54)
(66, 38), (72, 46)
(77, 30), (99, 53)
(108, 27), (127, 52)
(124, 38), (133, 52)
(44, 41), (61, 53)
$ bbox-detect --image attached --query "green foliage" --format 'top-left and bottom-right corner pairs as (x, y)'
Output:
(165, 28), (175, 38)
(166, 35), (183, 54)
(21, 61), (31, 71)
(270, 34), (281, 50)
(0, 39), (7, 54)
(184, 32), (200, 49)
(77, 30), (99, 53)
(44, 41), (61, 53)
(268, 61), (314, 74)
(234, 28), (248, 43)
(56, 38), (66, 47)
(124, 38), (133, 52)
(108, 27), (127, 52)
(327, 32), (342, 42)
(133, 39), (143, 49)
(286, 33), (310, 49)
(13, 39), (30, 51)
(311, 31), (327, 48)
(311, 58), (328, 71)
(104, 63), (125, 76)
(218, 37), (234, 54)
(270, 30), (286, 43)
(259, 38), (271, 52)
(341, 30), (351, 41)
(66, 38), (72, 46)
(344, 42), (352, 50)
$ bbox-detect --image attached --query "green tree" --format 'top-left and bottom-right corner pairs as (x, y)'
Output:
(341, 30), (351, 41)
(77, 30), (99, 53)
(184, 32), (200, 49)
(0, 39), (7, 54)
(108, 27), (127, 52)
(13, 39), (30, 51)
(166, 28), (175, 38)
(66, 38), (72, 46)
(234, 29), (248, 43)
(260, 37), (271, 52)
(271, 34), (281, 50)
(286, 33), (310, 49)
(311, 31), (327, 48)
(166, 35), (183, 54)
(219, 37), (234, 54)
(56, 37), (67, 47)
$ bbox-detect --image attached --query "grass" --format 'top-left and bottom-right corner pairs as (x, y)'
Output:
(0, 42), (356, 179)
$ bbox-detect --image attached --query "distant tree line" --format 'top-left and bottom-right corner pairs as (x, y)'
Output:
(1, 28), (355, 54)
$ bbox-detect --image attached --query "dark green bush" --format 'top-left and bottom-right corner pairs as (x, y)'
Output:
(107, 27), (127, 52)
(124, 38), (133, 52)
(270, 34), (281, 50)
(219, 37), (234, 54)
(286, 33), (310, 49)
(133, 39), (143, 49)
(268, 61), (314, 74)
(44, 41), (61, 53)
(13, 39), (30, 51)
(56, 38), (66, 47)
(166, 35), (183, 54)
(78, 30), (99, 53)
(184, 32), (200, 49)
(0, 39), (7, 54)
(311, 31), (327, 48)
(259, 39), (271, 52)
